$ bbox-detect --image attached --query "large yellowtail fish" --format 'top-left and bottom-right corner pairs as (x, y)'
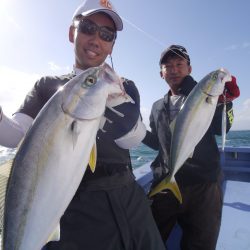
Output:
(1, 63), (128, 250)
(149, 68), (231, 203)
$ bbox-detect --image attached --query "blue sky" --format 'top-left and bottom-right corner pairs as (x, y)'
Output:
(0, 0), (250, 130)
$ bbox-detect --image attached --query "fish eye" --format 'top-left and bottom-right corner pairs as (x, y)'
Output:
(211, 72), (218, 81)
(83, 75), (97, 87)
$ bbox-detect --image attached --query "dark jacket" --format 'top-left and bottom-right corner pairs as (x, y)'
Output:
(143, 75), (234, 187)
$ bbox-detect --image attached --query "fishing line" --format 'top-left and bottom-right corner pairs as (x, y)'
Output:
(121, 16), (190, 62)
(121, 16), (165, 47)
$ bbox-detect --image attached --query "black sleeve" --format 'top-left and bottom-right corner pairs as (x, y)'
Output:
(16, 78), (47, 119)
(142, 130), (159, 150)
(210, 101), (233, 135)
(16, 75), (72, 119)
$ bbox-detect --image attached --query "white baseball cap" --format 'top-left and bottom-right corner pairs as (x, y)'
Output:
(72, 0), (123, 31)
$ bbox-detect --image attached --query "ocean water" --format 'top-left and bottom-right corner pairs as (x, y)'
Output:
(130, 130), (250, 169)
(0, 130), (250, 169)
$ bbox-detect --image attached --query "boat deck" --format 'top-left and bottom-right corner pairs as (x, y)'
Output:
(134, 146), (250, 249)
(217, 180), (250, 249)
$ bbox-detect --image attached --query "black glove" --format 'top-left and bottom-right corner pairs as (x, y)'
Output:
(178, 75), (197, 96)
(98, 78), (140, 140)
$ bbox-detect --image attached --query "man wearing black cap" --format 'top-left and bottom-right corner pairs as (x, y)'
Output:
(143, 45), (240, 249)
(0, 1), (165, 249)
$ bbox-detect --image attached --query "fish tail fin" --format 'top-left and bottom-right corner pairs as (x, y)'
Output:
(149, 177), (182, 204)
(168, 181), (182, 203)
(148, 176), (171, 197)
(88, 143), (97, 173)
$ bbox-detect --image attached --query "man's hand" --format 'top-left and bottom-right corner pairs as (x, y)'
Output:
(98, 78), (140, 140)
(218, 76), (240, 103)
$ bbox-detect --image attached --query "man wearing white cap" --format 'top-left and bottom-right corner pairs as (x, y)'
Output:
(0, 0), (165, 249)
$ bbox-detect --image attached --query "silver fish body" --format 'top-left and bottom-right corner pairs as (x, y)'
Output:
(2, 63), (124, 250)
(149, 68), (231, 201)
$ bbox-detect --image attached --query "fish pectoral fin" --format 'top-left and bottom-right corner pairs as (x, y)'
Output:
(88, 143), (97, 173)
(206, 96), (216, 105)
(149, 177), (182, 204)
(47, 223), (60, 243)
(71, 120), (80, 148)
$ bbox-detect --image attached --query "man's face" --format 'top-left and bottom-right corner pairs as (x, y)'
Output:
(69, 12), (116, 70)
(160, 56), (192, 93)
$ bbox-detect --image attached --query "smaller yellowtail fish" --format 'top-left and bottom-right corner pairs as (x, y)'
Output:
(149, 68), (232, 203)
(1, 63), (132, 250)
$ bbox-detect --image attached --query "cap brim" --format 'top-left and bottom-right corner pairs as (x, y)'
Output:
(79, 9), (123, 31)
(160, 49), (189, 65)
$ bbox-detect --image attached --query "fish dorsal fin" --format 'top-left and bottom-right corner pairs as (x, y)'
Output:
(47, 223), (60, 243)
(88, 143), (97, 173)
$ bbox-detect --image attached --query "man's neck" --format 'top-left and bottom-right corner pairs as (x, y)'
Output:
(170, 88), (180, 96)
(73, 66), (85, 76)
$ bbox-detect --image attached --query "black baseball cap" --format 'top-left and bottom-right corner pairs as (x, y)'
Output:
(159, 45), (190, 65)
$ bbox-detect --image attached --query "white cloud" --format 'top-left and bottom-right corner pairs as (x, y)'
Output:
(224, 42), (250, 51)
(0, 4), (21, 31)
(242, 42), (250, 48)
(224, 44), (238, 51)
(0, 66), (40, 116)
(232, 98), (250, 130)
(48, 61), (61, 71)
(48, 61), (71, 73)
(6, 13), (22, 31)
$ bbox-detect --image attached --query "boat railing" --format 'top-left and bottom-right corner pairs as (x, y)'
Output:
(134, 146), (250, 191)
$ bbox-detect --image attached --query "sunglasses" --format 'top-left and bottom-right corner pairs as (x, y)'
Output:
(76, 19), (117, 43)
